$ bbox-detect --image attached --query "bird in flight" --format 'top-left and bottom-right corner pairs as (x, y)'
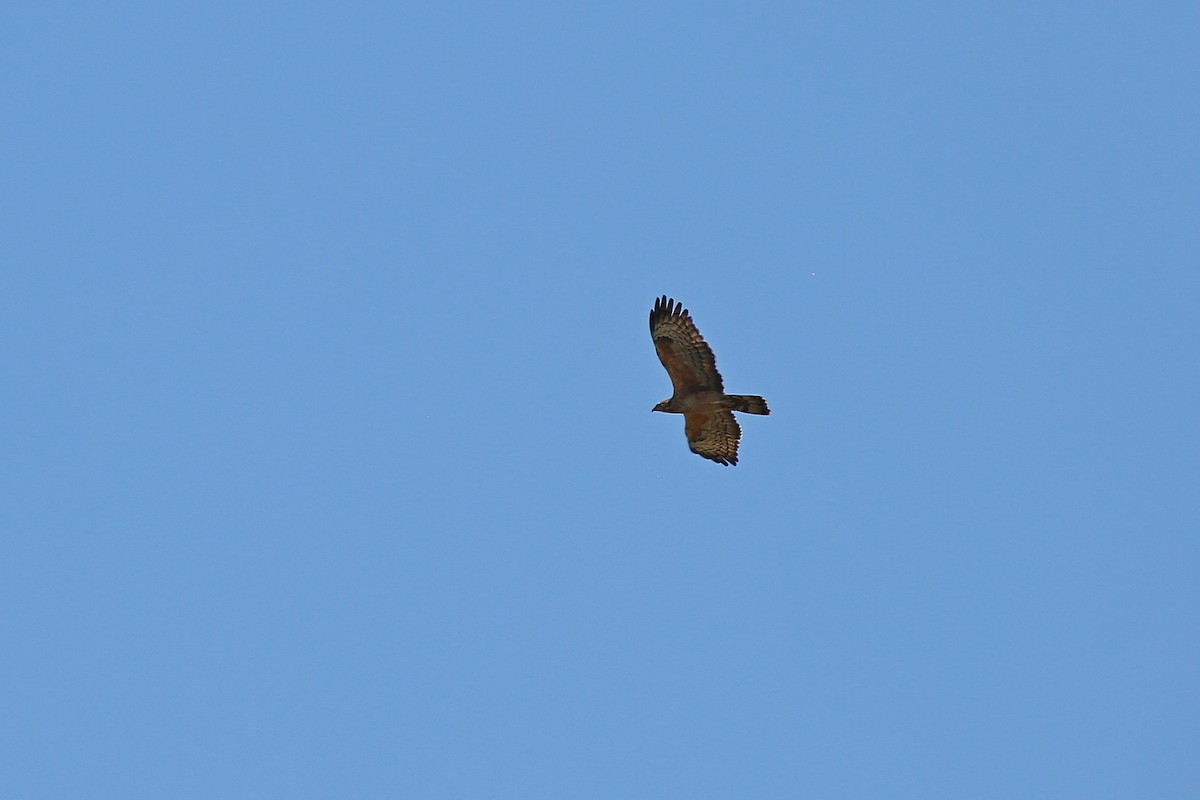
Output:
(650, 295), (770, 465)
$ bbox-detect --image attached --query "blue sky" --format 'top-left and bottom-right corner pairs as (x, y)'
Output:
(4, 2), (1197, 797)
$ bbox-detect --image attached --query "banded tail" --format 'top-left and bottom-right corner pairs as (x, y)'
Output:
(729, 395), (770, 415)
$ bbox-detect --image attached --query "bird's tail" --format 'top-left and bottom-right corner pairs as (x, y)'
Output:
(729, 395), (770, 415)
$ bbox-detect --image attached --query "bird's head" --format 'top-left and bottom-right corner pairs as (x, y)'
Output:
(652, 400), (669, 413)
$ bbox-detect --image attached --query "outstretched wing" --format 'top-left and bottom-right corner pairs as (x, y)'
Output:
(684, 410), (741, 466)
(649, 295), (724, 395)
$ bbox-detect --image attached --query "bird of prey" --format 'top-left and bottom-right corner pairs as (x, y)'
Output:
(650, 295), (770, 465)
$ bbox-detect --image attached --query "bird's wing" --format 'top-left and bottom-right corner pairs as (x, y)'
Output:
(649, 295), (724, 395)
(684, 410), (741, 466)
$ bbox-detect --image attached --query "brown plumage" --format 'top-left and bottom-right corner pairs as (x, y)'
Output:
(650, 295), (770, 465)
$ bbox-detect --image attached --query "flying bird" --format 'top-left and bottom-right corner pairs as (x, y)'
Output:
(650, 295), (770, 465)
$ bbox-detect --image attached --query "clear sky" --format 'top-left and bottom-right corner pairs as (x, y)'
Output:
(4, 2), (1197, 798)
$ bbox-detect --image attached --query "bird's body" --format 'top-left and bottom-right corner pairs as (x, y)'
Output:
(649, 296), (770, 465)
(653, 389), (728, 414)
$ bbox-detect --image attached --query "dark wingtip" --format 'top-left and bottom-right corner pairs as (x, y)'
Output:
(651, 294), (684, 332)
(693, 450), (737, 466)
(651, 295), (686, 318)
